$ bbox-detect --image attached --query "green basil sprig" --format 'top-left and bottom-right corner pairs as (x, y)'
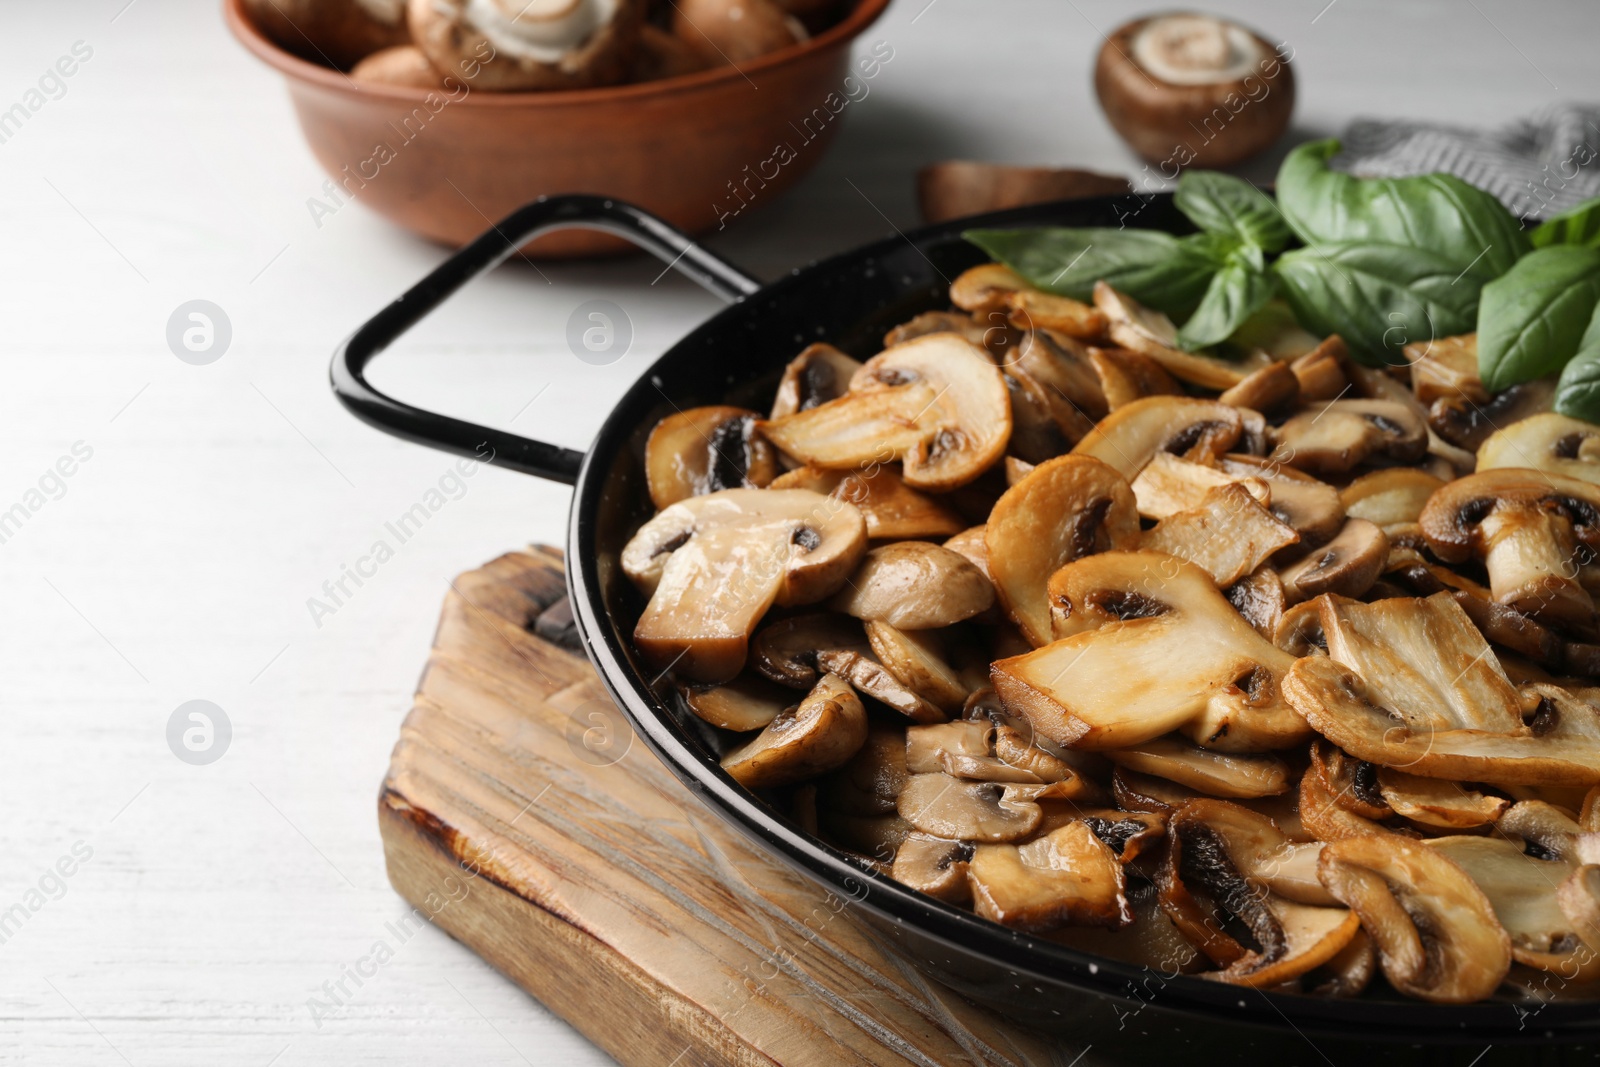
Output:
(1531, 195), (1600, 250)
(1554, 311), (1600, 420)
(1477, 245), (1600, 392)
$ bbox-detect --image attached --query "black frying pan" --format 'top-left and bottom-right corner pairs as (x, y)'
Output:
(333, 193), (1600, 1056)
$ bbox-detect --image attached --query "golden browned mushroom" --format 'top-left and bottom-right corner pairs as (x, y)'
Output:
(1093, 282), (1272, 388)
(891, 834), (973, 904)
(1374, 769), (1507, 830)
(1318, 834), (1512, 1003)
(1339, 468), (1447, 528)
(1105, 736), (1289, 798)
(897, 773), (1046, 842)
(1216, 454), (1347, 546)
(622, 488), (867, 682)
(984, 454), (1140, 646)
(679, 674), (792, 731)
(1290, 336), (1352, 401)
(244, 0), (409, 68)
(721, 673), (867, 789)
(1405, 334), (1486, 405)
(1142, 481), (1299, 587)
(997, 550), (1308, 751)
(1419, 468), (1600, 628)
(1129, 453), (1268, 520)
(968, 821), (1131, 932)
(830, 541), (995, 630)
(760, 334), (1012, 491)
(749, 613), (864, 689)
(883, 311), (995, 351)
(1429, 380), (1554, 453)
(1094, 13), (1293, 169)
(1218, 360), (1301, 414)
(670, 0), (804, 65)
(1003, 290), (1106, 339)
(409, 0), (645, 90)
(865, 621), (972, 714)
(814, 647), (946, 724)
(1279, 519), (1389, 603)
(949, 263), (1030, 315)
(768, 464), (966, 540)
(1226, 565), (1287, 640)
(1272, 399), (1429, 476)
(645, 404), (778, 509)
(1477, 412), (1600, 485)
(1072, 396), (1243, 481)
(1009, 329), (1110, 433)
(768, 343), (863, 419)
(1087, 345), (1183, 411)
(350, 44), (444, 86)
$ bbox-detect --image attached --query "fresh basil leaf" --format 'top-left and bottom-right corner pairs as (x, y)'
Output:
(964, 227), (1216, 316)
(1554, 305), (1600, 421)
(1276, 139), (1529, 285)
(1177, 263), (1277, 350)
(1477, 244), (1600, 391)
(1532, 196), (1600, 249)
(1173, 171), (1292, 252)
(1274, 242), (1480, 364)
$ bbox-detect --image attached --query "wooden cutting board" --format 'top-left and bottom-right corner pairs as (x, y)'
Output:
(376, 547), (1579, 1067)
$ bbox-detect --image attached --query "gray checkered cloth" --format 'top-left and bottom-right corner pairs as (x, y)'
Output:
(1331, 103), (1600, 222)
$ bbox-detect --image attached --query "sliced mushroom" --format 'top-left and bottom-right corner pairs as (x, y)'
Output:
(679, 674), (791, 731)
(831, 541), (994, 630)
(1273, 599), (1327, 657)
(721, 673), (867, 789)
(1429, 380), (1555, 453)
(1272, 399), (1429, 476)
(410, 0), (645, 91)
(1216, 454), (1347, 546)
(1219, 360), (1300, 414)
(998, 550), (1308, 751)
(815, 648), (945, 724)
(1478, 412), (1600, 486)
(1106, 736), (1289, 798)
(1143, 481), (1300, 587)
(1420, 468), (1600, 628)
(760, 334), (1011, 492)
(1405, 334), (1487, 405)
(883, 311), (992, 351)
(896, 772), (1044, 841)
(891, 834), (974, 904)
(1318, 833), (1512, 1003)
(1003, 372), (1075, 463)
(645, 405), (778, 509)
(1093, 282), (1271, 389)
(1298, 757), (1396, 842)
(867, 622), (971, 714)
(1113, 767), (1199, 815)
(1279, 519), (1389, 603)
(1072, 396), (1242, 481)
(768, 343), (863, 419)
(968, 821), (1131, 932)
(906, 720), (993, 773)
(1283, 594), (1600, 786)
(1290, 336), (1351, 402)
(1226, 565), (1287, 640)
(816, 723), (907, 818)
(1009, 329), (1109, 435)
(1376, 768), (1509, 830)
(1081, 346), (1177, 413)
(1004, 290), (1106, 339)
(1308, 740), (1392, 821)
(622, 489), (867, 682)
(768, 464), (965, 541)
(1339, 468), (1446, 528)
(1303, 930), (1378, 997)
(1129, 452), (1269, 521)
(984, 454), (1140, 646)
(750, 612), (865, 689)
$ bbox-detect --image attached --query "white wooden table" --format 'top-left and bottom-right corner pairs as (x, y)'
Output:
(1, 1), (1593, 1063)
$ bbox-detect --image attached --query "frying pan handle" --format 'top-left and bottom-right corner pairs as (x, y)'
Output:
(330, 195), (763, 486)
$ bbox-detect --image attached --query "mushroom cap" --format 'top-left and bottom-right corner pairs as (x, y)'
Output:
(1406, 334), (1486, 406)
(896, 772), (1044, 842)
(890, 834), (974, 905)
(1094, 14), (1294, 168)
(1430, 379), (1555, 453)
(1272, 399), (1429, 475)
(749, 612), (865, 689)
(985, 454), (1141, 646)
(760, 333), (1012, 492)
(950, 263), (1030, 315)
(721, 673), (868, 789)
(244, 0), (409, 68)
(622, 488), (867, 682)
(1279, 518), (1389, 603)
(969, 821), (1132, 932)
(645, 404), (777, 509)
(1087, 344), (1183, 411)
(865, 621), (971, 714)
(1217, 454), (1347, 546)
(1071, 395), (1243, 482)
(1092, 282), (1273, 389)
(1420, 467), (1600, 560)
(1478, 412), (1600, 485)
(830, 541), (995, 630)
(768, 464), (965, 541)
(409, 0), (646, 90)
(679, 674), (791, 732)
(670, 0), (805, 66)
(1218, 360), (1301, 414)
(768, 343), (862, 420)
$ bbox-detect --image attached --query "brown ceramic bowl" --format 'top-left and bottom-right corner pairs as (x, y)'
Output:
(224, 0), (892, 257)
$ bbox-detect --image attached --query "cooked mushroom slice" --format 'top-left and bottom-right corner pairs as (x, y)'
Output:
(883, 310), (995, 351)
(1478, 412), (1600, 485)
(831, 541), (994, 630)
(1319, 834), (1513, 1002)
(645, 405), (778, 509)
(949, 263), (1032, 314)
(815, 648), (944, 724)
(1106, 736), (1289, 799)
(1376, 769), (1508, 830)
(866, 621), (971, 713)
(721, 673), (867, 789)
(1339, 468), (1447, 528)
(1429, 379), (1555, 452)
(1113, 767), (1199, 815)
(1174, 800), (1335, 908)
(670, 0), (805, 65)
(1219, 360), (1300, 414)
(984, 454), (1140, 646)
(1143, 482), (1300, 587)
(1279, 519), (1389, 603)
(1290, 336), (1351, 402)
(1087, 345), (1182, 411)
(1226, 565), (1286, 640)
(1004, 290), (1107, 339)
(1273, 599), (1326, 657)
(905, 721), (992, 773)
(896, 772), (1044, 842)
(1092, 282), (1271, 389)
(1558, 865), (1600, 958)
(1072, 396), (1242, 482)
(622, 489), (866, 682)
(679, 675), (792, 731)
(410, 0), (645, 91)
(1404, 334), (1487, 405)
(1303, 930), (1378, 997)
(769, 343), (863, 419)
(1420, 468), (1600, 627)
(891, 834), (974, 904)
(1284, 594), (1600, 786)
(760, 334), (1011, 492)
(1216, 454), (1346, 546)
(1271, 399), (1429, 476)
(1003, 373), (1074, 463)
(1129, 452), (1269, 521)
(1298, 759), (1395, 842)
(1040, 807), (1167, 863)
(999, 551), (1307, 751)
(750, 613), (865, 689)
(1009, 329), (1108, 437)
(968, 822), (1131, 932)
(768, 465), (965, 540)
(1158, 801), (1359, 984)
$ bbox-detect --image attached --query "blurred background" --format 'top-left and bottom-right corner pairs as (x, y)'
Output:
(0, 0), (1594, 1063)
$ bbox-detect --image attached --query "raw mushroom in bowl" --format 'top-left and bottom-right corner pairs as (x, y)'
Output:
(409, 0), (647, 90)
